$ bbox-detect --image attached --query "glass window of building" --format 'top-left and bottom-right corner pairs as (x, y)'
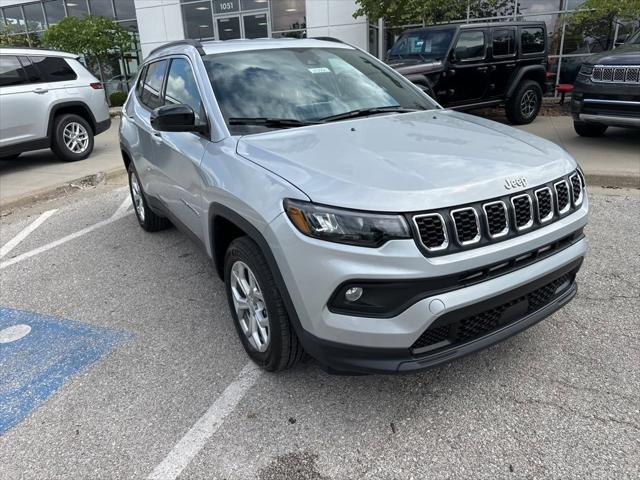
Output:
(23, 3), (46, 32)
(3, 6), (26, 33)
(182, 1), (214, 40)
(89, 0), (115, 19)
(44, 0), (66, 26)
(214, 0), (240, 15)
(243, 13), (268, 39)
(217, 17), (241, 40)
(65, 0), (89, 18)
(242, 0), (268, 11)
(114, 0), (136, 20)
(271, 0), (305, 33)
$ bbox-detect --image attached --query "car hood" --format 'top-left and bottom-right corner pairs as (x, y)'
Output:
(585, 44), (640, 65)
(236, 110), (577, 212)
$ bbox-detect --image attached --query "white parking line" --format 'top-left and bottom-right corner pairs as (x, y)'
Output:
(111, 194), (132, 219)
(0, 209), (57, 260)
(0, 196), (131, 270)
(147, 362), (263, 480)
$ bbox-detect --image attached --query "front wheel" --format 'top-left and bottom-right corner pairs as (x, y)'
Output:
(505, 80), (543, 125)
(128, 163), (171, 232)
(51, 114), (94, 161)
(573, 121), (608, 137)
(224, 237), (303, 371)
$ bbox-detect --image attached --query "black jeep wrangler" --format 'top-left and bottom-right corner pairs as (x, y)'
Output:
(387, 22), (548, 125)
(571, 29), (640, 137)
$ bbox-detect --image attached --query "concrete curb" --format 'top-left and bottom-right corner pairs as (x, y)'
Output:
(0, 167), (127, 214)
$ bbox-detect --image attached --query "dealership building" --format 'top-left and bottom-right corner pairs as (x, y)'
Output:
(1, 0), (638, 86)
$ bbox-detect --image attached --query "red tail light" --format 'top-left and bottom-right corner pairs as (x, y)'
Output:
(90, 82), (103, 89)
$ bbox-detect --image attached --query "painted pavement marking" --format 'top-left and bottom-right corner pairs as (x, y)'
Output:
(0, 307), (132, 435)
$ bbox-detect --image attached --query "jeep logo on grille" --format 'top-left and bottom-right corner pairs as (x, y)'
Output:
(504, 177), (528, 190)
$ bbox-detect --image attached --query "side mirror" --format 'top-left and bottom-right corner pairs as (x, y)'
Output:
(150, 104), (206, 133)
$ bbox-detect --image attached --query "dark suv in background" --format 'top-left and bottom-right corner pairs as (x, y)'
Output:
(571, 29), (640, 137)
(387, 22), (548, 125)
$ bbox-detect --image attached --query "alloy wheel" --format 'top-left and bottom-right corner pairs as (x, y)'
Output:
(230, 261), (270, 352)
(520, 90), (538, 118)
(130, 172), (145, 222)
(63, 122), (90, 154)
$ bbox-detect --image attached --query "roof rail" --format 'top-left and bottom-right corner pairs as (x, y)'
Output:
(147, 39), (205, 57)
(313, 37), (344, 44)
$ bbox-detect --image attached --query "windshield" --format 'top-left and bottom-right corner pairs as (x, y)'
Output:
(203, 47), (437, 134)
(628, 30), (640, 45)
(389, 28), (455, 61)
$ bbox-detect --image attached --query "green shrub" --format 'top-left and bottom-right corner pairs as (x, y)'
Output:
(109, 91), (128, 107)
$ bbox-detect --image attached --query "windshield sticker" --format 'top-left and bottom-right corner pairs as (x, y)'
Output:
(309, 67), (331, 74)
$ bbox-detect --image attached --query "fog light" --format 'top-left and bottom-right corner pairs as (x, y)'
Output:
(345, 287), (363, 302)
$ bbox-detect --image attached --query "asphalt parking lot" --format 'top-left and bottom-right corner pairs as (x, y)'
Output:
(0, 184), (638, 479)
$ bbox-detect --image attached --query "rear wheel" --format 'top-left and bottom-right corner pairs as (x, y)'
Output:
(128, 163), (171, 232)
(573, 121), (608, 137)
(51, 114), (94, 162)
(224, 236), (303, 371)
(506, 80), (543, 125)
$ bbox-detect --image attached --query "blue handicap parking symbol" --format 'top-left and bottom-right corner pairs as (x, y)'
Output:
(0, 307), (132, 435)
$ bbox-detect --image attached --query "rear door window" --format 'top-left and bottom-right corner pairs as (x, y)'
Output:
(454, 31), (486, 61)
(0, 56), (26, 87)
(18, 56), (44, 83)
(492, 28), (516, 57)
(139, 60), (168, 110)
(29, 56), (77, 82)
(521, 27), (545, 54)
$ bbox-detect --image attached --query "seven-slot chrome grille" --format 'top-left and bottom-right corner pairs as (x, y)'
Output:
(591, 65), (640, 84)
(411, 170), (585, 255)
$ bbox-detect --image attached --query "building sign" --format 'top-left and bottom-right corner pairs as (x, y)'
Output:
(214, 0), (239, 14)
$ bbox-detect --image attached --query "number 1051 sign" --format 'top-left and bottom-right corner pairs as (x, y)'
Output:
(214, 0), (239, 14)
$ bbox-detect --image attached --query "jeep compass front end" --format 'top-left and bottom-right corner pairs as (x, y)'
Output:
(119, 38), (588, 374)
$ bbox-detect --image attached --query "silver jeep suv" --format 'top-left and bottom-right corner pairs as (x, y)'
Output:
(0, 48), (111, 162)
(119, 38), (588, 374)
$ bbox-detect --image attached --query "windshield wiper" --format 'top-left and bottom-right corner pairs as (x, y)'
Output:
(319, 106), (419, 123)
(228, 117), (320, 128)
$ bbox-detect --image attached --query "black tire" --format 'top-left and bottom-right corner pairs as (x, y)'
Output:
(505, 80), (543, 125)
(224, 236), (303, 372)
(51, 113), (94, 162)
(128, 163), (171, 232)
(573, 121), (608, 137)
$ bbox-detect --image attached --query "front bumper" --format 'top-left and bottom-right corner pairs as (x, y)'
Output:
(571, 82), (640, 128)
(301, 258), (581, 373)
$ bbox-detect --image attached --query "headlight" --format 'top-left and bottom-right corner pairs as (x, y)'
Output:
(284, 199), (411, 247)
(578, 64), (594, 76)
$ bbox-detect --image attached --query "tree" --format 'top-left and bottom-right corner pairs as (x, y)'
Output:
(354, 0), (519, 27)
(43, 16), (132, 86)
(569, 0), (640, 50)
(0, 24), (41, 48)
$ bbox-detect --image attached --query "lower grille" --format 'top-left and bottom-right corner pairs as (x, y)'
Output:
(411, 270), (576, 353)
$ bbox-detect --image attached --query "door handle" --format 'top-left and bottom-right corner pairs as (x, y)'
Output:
(152, 131), (163, 143)
(33, 88), (49, 94)
(477, 67), (488, 72)
(506, 63), (516, 68)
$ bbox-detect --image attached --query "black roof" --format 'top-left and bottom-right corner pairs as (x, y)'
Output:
(401, 20), (546, 35)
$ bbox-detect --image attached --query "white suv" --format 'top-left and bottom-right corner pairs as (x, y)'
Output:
(0, 48), (111, 162)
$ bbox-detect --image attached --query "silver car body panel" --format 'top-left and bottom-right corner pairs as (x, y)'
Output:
(120, 38), (588, 357)
(0, 49), (109, 149)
